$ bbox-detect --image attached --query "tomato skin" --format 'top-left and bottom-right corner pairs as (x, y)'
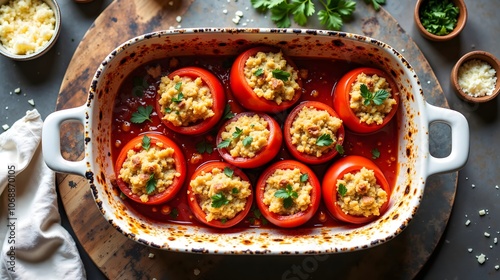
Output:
(332, 67), (399, 134)
(229, 46), (302, 113)
(216, 112), (283, 169)
(255, 160), (321, 228)
(114, 133), (187, 205)
(186, 161), (253, 228)
(155, 66), (226, 135)
(284, 101), (345, 165)
(322, 155), (390, 224)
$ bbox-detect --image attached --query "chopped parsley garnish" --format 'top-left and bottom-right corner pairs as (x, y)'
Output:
(223, 104), (235, 120)
(335, 144), (344, 155)
(419, 0), (459, 36)
(242, 136), (253, 147)
(145, 174), (157, 194)
(232, 187), (239, 194)
(223, 167), (234, 178)
(316, 133), (334, 147)
(271, 69), (291, 82)
(196, 140), (213, 154)
(170, 208), (179, 219)
(274, 184), (298, 209)
(171, 92), (184, 103)
(211, 193), (229, 208)
(338, 183), (347, 197)
(217, 126), (245, 149)
(372, 148), (381, 159)
(142, 135), (151, 151)
(174, 82), (182, 91)
(360, 84), (389, 106)
(254, 68), (264, 76)
(300, 173), (309, 183)
(131, 105), (153, 123)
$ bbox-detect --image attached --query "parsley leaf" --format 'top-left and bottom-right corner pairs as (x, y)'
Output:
(171, 92), (184, 103)
(360, 84), (389, 106)
(338, 183), (347, 197)
(217, 138), (232, 149)
(211, 193), (229, 208)
(232, 187), (239, 194)
(224, 167), (234, 178)
(243, 136), (253, 147)
(372, 148), (381, 159)
(272, 69), (291, 81)
(169, 208), (179, 219)
(254, 68), (264, 76)
(223, 104), (235, 120)
(145, 174), (157, 194)
(174, 82), (182, 91)
(196, 140), (213, 154)
(142, 135), (151, 151)
(300, 173), (309, 183)
(316, 134), (334, 147)
(233, 127), (244, 139)
(364, 0), (385, 11)
(131, 105), (153, 124)
(335, 144), (344, 155)
(274, 184), (298, 209)
(317, 0), (356, 31)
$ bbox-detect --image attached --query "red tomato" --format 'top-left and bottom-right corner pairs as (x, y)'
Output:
(114, 133), (186, 205)
(332, 67), (399, 134)
(155, 66), (226, 135)
(255, 160), (321, 228)
(229, 46), (302, 113)
(322, 155), (391, 224)
(187, 161), (253, 228)
(284, 101), (345, 165)
(216, 112), (283, 169)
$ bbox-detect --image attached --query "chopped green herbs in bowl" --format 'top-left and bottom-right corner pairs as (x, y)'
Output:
(414, 0), (467, 41)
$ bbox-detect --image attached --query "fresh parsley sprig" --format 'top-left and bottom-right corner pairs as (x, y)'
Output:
(145, 174), (157, 194)
(360, 84), (389, 106)
(364, 0), (385, 11)
(274, 184), (298, 209)
(211, 193), (229, 208)
(217, 127), (245, 149)
(131, 105), (153, 124)
(251, 0), (356, 30)
(316, 133), (334, 147)
(419, 0), (459, 36)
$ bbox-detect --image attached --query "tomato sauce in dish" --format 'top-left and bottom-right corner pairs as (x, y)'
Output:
(110, 55), (399, 228)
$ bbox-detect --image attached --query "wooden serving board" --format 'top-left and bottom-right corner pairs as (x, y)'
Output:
(56, 1), (456, 279)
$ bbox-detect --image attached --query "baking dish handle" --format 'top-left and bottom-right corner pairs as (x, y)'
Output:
(425, 103), (469, 176)
(42, 105), (87, 177)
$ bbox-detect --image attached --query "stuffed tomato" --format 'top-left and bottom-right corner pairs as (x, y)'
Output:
(322, 155), (390, 224)
(156, 66), (226, 135)
(229, 46), (302, 113)
(187, 161), (253, 228)
(114, 133), (186, 205)
(333, 67), (399, 134)
(216, 112), (282, 169)
(255, 160), (321, 228)
(284, 101), (345, 165)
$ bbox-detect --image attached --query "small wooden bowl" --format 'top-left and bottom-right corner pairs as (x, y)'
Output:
(414, 0), (467, 41)
(451, 51), (500, 103)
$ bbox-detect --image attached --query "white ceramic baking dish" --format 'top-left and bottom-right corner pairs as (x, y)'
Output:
(42, 28), (469, 254)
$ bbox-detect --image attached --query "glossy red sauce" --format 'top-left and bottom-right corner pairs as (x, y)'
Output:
(111, 56), (399, 228)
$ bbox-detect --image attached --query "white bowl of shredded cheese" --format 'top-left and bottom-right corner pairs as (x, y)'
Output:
(451, 50), (500, 103)
(0, 0), (61, 61)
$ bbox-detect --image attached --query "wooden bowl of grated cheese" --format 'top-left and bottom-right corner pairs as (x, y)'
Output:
(0, 0), (61, 61)
(451, 50), (500, 103)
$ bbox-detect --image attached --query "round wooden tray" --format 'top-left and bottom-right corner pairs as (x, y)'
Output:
(56, 1), (456, 278)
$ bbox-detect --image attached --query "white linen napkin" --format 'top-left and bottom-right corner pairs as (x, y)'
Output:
(0, 109), (86, 279)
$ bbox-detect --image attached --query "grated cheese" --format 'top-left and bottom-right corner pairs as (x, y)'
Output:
(457, 59), (497, 97)
(0, 0), (56, 55)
